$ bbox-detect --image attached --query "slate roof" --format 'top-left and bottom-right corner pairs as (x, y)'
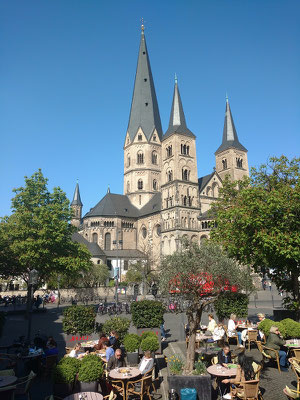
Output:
(71, 183), (83, 206)
(215, 98), (248, 154)
(72, 232), (106, 257)
(198, 172), (215, 192)
(126, 31), (163, 141)
(84, 193), (139, 218)
(139, 192), (161, 217)
(164, 79), (195, 139)
(104, 249), (146, 259)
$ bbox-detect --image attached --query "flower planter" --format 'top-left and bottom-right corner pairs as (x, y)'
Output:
(126, 351), (139, 366)
(167, 365), (211, 400)
(79, 381), (98, 393)
(136, 327), (161, 354)
(53, 383), (73, 398)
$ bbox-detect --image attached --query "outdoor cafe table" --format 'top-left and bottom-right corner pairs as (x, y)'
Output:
(236, 324), (258, 330)
(0, 375), (17, 388)
(286, 339), (300, 348)
(207, 364), (237, 378)
(63, 392), (103, 400)
(109, 367), (141, 380)
(196, 334), (216, 351)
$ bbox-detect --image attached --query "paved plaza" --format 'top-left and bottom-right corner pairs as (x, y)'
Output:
(0, 286), (297, 399)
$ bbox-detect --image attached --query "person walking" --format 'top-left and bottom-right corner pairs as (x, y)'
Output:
(268, 280), (272, 291)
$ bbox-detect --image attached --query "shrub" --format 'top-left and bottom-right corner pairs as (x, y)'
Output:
(192, 359), (207, 375)
(123, 334), (141, 352)
(258, 318), (287, 338)
(280, 319), (300, 338)
(52, 357), (80, 384)
(140, 331), (157, 342)
(0, 312), (5, 338)
(62, 305), (96, 335)
(131, 300), (164, 328)
(166, 354), (184, 375)
(214, 292), (249, 321)
(140, 335), (159, 352)
(78, 354), (104, 382)
(102, 316), (131, 343)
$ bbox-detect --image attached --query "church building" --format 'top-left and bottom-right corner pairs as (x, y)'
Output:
(71, 26), (249, 281)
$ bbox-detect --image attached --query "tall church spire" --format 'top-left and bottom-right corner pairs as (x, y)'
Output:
(126, 28), (162, 141)
(164, 76), (195, 139)
(215, 97), (247, 154)
(71, 182), (83, 206)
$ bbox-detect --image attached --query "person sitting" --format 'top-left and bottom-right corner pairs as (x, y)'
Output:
(257, 313), (265, 341)
(107, 348), (126, 371)
(138, 350), (154, 375)
(69, 343), (85, 359)
(265, 325), (288, 371)
(45, 339), (58, 357)
(109, 331), (120, 350)
(222, 350), (255, 396)
(103, 342), (114, 363)
(94, 333), (109, 351)
(217, 343), (232, 366)
(213, 323), (225, 342)
(228, 314), (243, 346)
(207, 314), (217, 334)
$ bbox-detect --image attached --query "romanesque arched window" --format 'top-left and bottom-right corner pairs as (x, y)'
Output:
(152, 151), (158, 165)
(222, 159), (227, 170)
(236, 158), (243, 168)
(167, 170), (173, 182)
(153, 179), (157, 190)
(92, 233), (98, 243)
(137, 152), (144, 164)
(166, 145), (172, 157)
(138, 179), (143, 190)
(105, 233), (111, 250)
(182, 168), (189, 181)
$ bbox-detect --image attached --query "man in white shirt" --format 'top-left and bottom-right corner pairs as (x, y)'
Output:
(138, 350), (154, 375)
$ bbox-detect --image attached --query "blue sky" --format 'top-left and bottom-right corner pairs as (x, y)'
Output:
(1, 0), (299, 217)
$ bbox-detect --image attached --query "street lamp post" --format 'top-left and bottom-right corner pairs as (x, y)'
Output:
(27, 269), (38, 342)
(57, 275), (61, 309)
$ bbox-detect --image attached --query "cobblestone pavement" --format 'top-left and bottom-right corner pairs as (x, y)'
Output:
(0, 286), (295, 399)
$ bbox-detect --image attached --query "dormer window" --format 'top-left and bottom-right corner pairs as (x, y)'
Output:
(138, 134), (142, 141)
(153, 135), (156, 141)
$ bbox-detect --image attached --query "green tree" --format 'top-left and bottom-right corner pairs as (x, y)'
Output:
(0, 170), (92, 287)
(159, 240), (253, 372)
(211, 156), (300, 316)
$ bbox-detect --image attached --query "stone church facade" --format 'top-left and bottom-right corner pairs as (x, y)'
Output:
(70, 27), (249, 281)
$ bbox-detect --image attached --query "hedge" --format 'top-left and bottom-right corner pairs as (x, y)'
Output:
(131, 300), (164, 328)
(62, 305), (96, 335)
(214, 292), (249, 321)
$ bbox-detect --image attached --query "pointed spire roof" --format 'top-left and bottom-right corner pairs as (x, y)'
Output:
(126, 29), (163, 141)
(71, 182), (83, 206)
(163, 76), (195, 139)
(215, 97), (247, 154)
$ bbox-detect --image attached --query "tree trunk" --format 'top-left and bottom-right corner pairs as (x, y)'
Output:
(185, 305), (203, 373)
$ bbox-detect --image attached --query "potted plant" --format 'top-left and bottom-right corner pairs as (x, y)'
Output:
(140, 334), (159, 356)
(102, 316), (131, 343)
(62, 305), (96, 340)
(124, 334), (141, 365)
(77, 354), (104, 392)
(52, 357), (80, 397)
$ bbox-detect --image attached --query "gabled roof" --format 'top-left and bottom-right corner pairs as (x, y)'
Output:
(215, 98), (247, 154)
(139, 192), (161, 217)
(126, 30), (163, 141)
(84, 193), (139, 218)
(72, 232), (106, 257)
(198, 172), (215, 192)
(71, 183), (83, 206)
(163, 78), (195, 140)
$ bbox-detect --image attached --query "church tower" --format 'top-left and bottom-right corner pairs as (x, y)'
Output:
(123, 24), (162, 209)
(71, 182), (83, 228)
(160, 77), (200, 254)
(215, 97), (249, 181)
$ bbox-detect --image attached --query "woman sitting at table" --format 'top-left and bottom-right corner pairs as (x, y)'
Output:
(69, 343), (85, 359)
(94, 332), (109, 351)
(222, 350), (255, 395)
(138, 350), (154, 375)
(217, 343), (232, 366)
(44, 339), (58, 357)
(207, 314), (217, 334)
(213, 323), (225, 342)
(228, 314), (243, 346)
(265, 326), (288, 371)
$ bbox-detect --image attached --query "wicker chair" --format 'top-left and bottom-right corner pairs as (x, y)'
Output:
(42, 354), (58, 377)
(293, 349), (300, 361)
(223, 326), (239, 346)
(103, 392), (117, 400)
(126, 374), (152, 400)
(230, 379), (260, 400)
(110, 379), (125, 398)
(283, 387), (300, 399)
(247, 330), (258, 351)
(290, 358), (300, 392)
(257, 342), (281, 373)
(14, 370), (37, 400)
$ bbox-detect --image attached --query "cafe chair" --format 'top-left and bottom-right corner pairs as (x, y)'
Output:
(103, 392), (117, 400)
(42, 354), (58, 377)
(223, 326), (239, 346)
(211, 356), (218, 365)
(144, 366), (157, 392)
(230, 379), (261, 400)
(293, 349), (300, 361)
(290, 358), (300, 392)
(0, 385), (16, 400)
(247, 330), (258, 351)
(110, 379), (125, 398)
(14, 370), (37, 400)
(257, 343), (281, 373)
(252, 362), (262, 380)
(283, 386), (300, 400)
(126, 374), (152, 400)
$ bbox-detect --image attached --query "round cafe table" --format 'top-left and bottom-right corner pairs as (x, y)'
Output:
(285, 339), (300, 348)
(0, 375), (17, 388)
(109, 367), (141, 380)
(207, 364), (237, 378)
(63, 392), (103, 400)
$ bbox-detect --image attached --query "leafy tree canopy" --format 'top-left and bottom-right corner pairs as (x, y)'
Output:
(210, 156), (300, 312)
(0, 169), (92, 285)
